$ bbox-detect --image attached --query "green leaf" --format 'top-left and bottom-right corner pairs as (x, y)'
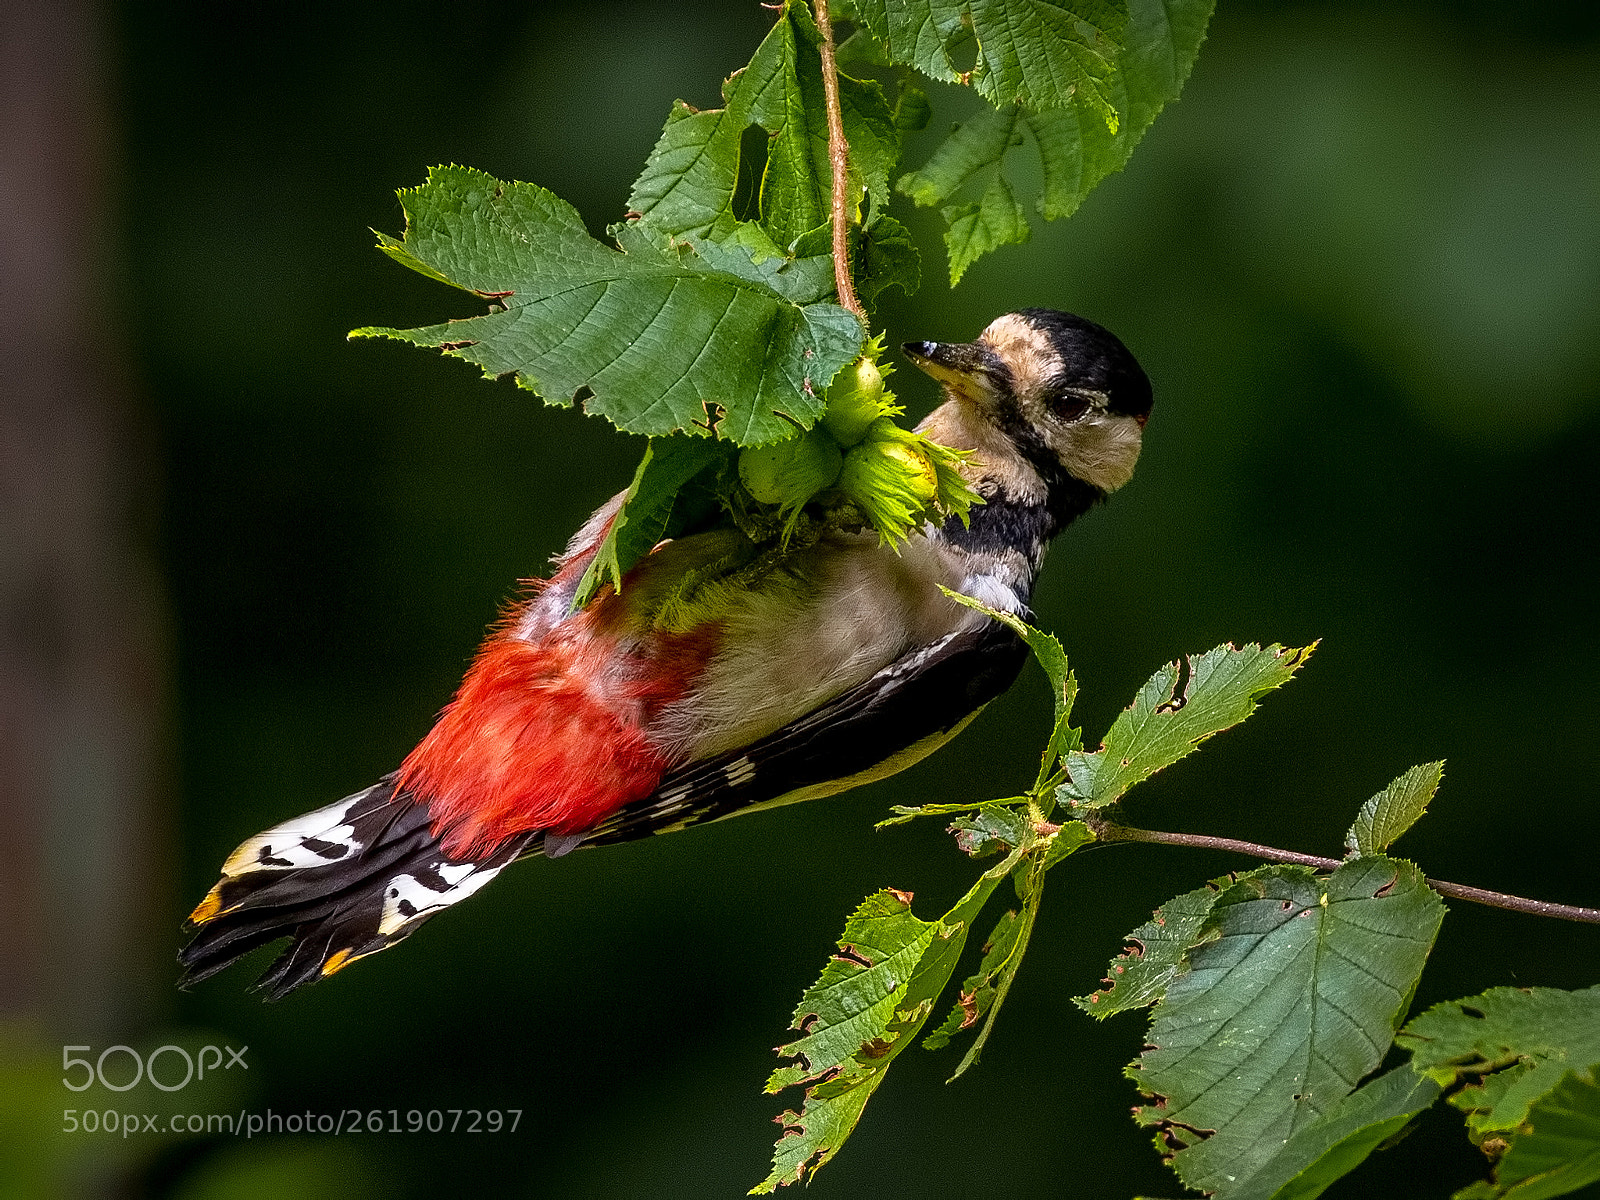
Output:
(1346, 761), (1445, 856)
(685, 223), (835, 304)
(1030, 0), (1212, 213)
(875, 796), (1029, 828)
(896, 0), (1215, 281)
(754, 852), (1019, 1192)
(852, 0), (1127, 120)
(1040, 818), (1095, 868)
(898, 102), (1024, 210)
(857, 215), (922, 303)
(923, 906), (1023, 1050)
(1074, 879), (1225, 1019)
(622, 2), (924, 314)
(629, 5), (898, 249)
(1128, 857), (1446, 1195)
(1467, 1067), (1600, 1200)
(943, 172), (1031, 285)
(936, 856), (1049, 1080)
(1220, 1066), (1443, 1200)
(571, 436), (732, 609)
(940, 587), (1080, 791)
(897, 104), (1031, 285)
(353, 167), (863, 446)
(1061, 642), (1313, 810)
(940, 587), (1069, 708)
(891, 80), (933, 134)
(836, 26), (892, 70)
(1399, 986), (1600, 1136)
(948, 803), (1031, 857)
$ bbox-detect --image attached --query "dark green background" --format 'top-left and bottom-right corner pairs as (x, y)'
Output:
(25, 0), (1600, 1195)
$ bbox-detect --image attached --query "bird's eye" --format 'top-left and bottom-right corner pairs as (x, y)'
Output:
(1047, 389), (1096, 422)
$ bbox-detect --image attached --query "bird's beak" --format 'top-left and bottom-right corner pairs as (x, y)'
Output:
(902, 340), (1000, 406)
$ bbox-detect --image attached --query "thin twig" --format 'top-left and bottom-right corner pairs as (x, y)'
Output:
(812, 0), (865, 320)
(1086, 820), (1600, 925)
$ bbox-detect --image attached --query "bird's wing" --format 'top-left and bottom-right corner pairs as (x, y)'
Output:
(570, 617), (1029, 851)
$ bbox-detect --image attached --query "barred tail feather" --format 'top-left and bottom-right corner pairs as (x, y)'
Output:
(179, 775), (534, 999)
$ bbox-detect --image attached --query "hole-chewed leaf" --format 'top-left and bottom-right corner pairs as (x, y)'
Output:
(1127, 857), (1445, 1194)
(754, 853), (1020, 1192)
(1060, 642), (1314, 811)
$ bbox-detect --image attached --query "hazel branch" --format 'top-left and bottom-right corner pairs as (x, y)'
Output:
(812, 0), (865, 321)
(1083, 818), (1600, 925)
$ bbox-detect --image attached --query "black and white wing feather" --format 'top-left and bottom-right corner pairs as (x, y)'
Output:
(578, 618), (1028, 850)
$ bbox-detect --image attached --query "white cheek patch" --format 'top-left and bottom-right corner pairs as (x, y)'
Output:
(377, 860), (508, 937)
(220, 787), (377, 876)
(1058, 412), (1144, 493)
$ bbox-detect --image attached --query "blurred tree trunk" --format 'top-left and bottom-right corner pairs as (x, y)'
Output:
(0, 0), (168, 1041)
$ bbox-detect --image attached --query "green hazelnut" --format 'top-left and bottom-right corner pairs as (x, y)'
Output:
(738, 428), (844, 512)
(821, 357), (889, 447)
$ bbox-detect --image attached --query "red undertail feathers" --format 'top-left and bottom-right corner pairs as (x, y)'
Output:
(396, 604), (722, 858)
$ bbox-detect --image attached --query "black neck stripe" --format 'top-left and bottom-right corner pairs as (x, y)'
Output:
(939, 471), (1101, 569)
(986, 399), (1105, 534)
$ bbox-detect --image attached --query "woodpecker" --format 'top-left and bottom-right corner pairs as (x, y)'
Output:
(180, 308), (1153, 998)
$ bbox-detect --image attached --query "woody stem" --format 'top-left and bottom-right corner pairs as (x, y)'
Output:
(813, 0), (865, 321)
(1085, 819), (1600, 925)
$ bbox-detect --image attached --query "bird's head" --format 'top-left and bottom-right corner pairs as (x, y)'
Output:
(905, 308), (1152, 497)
